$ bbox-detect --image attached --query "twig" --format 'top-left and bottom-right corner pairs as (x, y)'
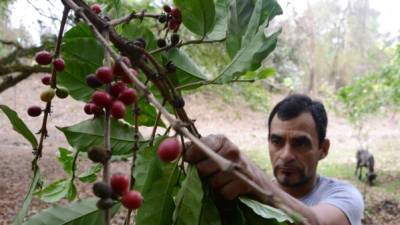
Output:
(149, 38), (226, 55)
(124, 102), (140, 225)
(102, 30), (112, 225)
(34, 5), (70, 159)
(0, 39), (22, 48)
(174, 79), (255, 92)
(149, 99), (166, 146)
(109, 12), (161, 26)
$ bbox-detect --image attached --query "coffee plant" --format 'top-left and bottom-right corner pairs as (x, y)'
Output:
(0, 0), (307, 224)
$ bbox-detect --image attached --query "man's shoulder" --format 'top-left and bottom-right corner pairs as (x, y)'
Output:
(301, 176), (363, 205)
(305, 176), (364, 225)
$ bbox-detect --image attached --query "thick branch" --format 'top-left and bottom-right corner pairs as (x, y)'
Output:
(0, 64), (50, 76)
(0, 73), (31, 93)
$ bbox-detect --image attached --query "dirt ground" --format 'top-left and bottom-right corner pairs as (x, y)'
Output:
(0, 74), (399, 224)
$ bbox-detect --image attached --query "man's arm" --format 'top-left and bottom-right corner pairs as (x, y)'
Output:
(185, 134), (352, 225)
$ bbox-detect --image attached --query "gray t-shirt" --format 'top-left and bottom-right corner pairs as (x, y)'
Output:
(299, 176), (364, 225)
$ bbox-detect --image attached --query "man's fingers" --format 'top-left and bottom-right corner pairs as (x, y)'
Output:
(196, 159), (220, 177)
(209, 171), (233, 189)
(184, 134), (225, 163)
(220, 180), (251, 200)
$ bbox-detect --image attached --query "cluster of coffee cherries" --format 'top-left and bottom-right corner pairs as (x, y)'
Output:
(83, 56), (139, 119)
(156, 5), (182, 48)
(27, 51), (69, 118)
(93, 173), (143, 210)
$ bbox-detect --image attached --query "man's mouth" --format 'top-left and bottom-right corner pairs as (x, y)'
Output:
(278, 167), (298, 173)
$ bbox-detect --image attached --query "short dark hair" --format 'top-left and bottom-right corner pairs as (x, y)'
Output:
(267, 94), (328, 147)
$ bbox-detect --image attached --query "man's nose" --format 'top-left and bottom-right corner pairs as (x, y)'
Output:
(280, 143), (295, 163)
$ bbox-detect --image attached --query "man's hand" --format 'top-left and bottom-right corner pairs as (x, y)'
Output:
(184, 134), (263, 200)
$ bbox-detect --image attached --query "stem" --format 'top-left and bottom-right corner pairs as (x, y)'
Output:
(109, 12), (162, 26)
(149, 37), (226, 55)
(70, 149), (80, 200)
(102, 29), (112, 225)
(175, 79), (255, 91)
(124, 102), (140, 225)
(34, 5), (69, 160)
(149, 99), (166, 146)
(103, 110), (111, 225)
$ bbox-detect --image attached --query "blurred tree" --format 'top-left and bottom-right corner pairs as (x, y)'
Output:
(267, 0), (390, 94)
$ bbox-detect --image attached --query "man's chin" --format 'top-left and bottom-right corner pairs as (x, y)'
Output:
(276, 173), (308, 187)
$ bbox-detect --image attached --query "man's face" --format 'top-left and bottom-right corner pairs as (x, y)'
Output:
(268, 112), (327, 187)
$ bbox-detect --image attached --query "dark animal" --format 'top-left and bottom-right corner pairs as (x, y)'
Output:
(355, 149), (377, 185)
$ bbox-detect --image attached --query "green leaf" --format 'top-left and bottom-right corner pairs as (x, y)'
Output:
(133, 140), (159, 192)
(242, 0), (282, 46)
(57, 117), (141, 155)
(13, 167), (41, 225)
(135, 139), (180, 225)
(78, 164), (102, 183)
(225, 0), (255, 58)
(124, 98), (165, 127)
(206, 0), (228, 40)
(198, 187), (221, 225)
(120, 23), (157, 50)
(239, 197), (294, 223)
(34, 179), (75, 203)
(66, 182), (77, 201)
(173, 166), (203, 225)
(57, 148), (74, 175)
(174, 0), (216, 36)
(166, 49), (207, 90)
(22, 198), (120, 225)
(215, 28), (281, 84)
(0, 105), (38, 149)
(58, 23), (104, 102)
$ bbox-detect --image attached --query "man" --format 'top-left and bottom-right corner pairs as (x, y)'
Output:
(185, 94), (364, 225)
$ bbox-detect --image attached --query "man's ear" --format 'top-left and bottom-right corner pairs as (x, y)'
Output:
(319, 139), (330, 160)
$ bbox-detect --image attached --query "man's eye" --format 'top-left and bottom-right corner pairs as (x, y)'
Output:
(271, 138), (282, 145)
(294, 139), (310, 148)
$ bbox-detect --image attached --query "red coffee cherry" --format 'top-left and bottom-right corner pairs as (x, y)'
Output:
(110, 173), (129, 196)
(157, 138), (182, 162)
(41, 75), (51, 85)
(27, 106), (42, 117)
(96, 66), (114, 84)
(90, 103), (103, 116)
(110, 100), (126, 119)
(122, 190), (143, 210)
(109, 82), (128, 97)
(90, 4), (102, 14)
(170, 8), (181, 20)
(35, 51), (52, 65)
(84, 103), (93, 115)
(118, 88), (137, 105)
(53, 58), (65, 71)
(91, 91), (112, 108)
